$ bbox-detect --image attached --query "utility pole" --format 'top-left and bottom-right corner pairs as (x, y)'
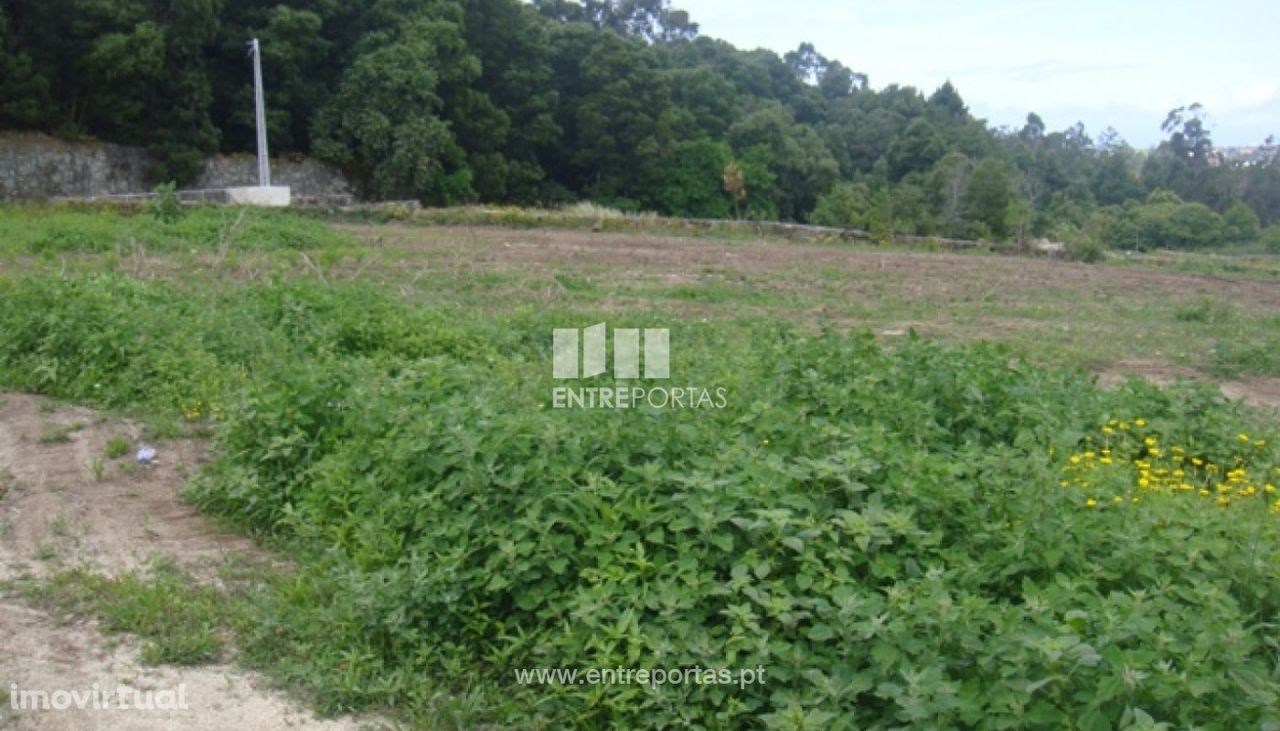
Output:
(250, 38), (271, 187)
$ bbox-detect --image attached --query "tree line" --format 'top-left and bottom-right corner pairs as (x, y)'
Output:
(2, 0), (1278, 248)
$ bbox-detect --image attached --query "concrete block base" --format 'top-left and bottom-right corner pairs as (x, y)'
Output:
(225, 186), (291, 207)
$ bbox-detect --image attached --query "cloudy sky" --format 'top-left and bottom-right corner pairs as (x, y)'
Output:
(673, 0), (1279, 148)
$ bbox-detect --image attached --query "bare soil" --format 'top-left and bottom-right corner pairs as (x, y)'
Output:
(0, 393), (388, 730)
(345, 224), (1280, 315)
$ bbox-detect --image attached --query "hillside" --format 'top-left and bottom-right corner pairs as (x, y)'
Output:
(2, 0), (1278, 250)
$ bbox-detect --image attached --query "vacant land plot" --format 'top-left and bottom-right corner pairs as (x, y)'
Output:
(1, 206), (1279, 729)
(332, 223), (1280, 402)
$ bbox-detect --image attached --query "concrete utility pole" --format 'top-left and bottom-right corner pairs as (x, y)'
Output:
(250, 38), (271, 187)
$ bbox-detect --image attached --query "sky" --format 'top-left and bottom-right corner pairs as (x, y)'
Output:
(672, 0), (1279, 148)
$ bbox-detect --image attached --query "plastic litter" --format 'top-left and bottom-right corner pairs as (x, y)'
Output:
(136, 445), (157, 465)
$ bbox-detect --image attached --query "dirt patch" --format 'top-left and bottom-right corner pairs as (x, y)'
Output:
(0, 600), (373, 731)
(1221, 377), (1280, 409)
(0, 393), (256, 582)
(342, 224), (1280, 315)
(0, 393), (390, 730)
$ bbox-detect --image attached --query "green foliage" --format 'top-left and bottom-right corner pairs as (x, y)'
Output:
(183, 323), (1280, 728)
(809, 182), (871, 229)
(1064, 234), (1106, 263)
(964, 158), (1013, 239)
(104, 435), (130, 459)
(2, 0), (1277, 232)
(312, 12), (476, 204)
(1223, 201), (1262, 243)
(30, 565), (228, 665)
(654, 139), (734, 218)
(1212, 331), (1280, 377)
(0, 205), (349, 256)
(1263, 225), (1280, 253)
(148, 182), (184, 224)
(3, 256), (1277, 727)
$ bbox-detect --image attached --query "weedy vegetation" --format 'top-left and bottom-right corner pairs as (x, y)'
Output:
(0, 206), (1278, 729)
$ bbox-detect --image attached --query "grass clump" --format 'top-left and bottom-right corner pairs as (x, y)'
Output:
(0, 204), (352, 257)
(36, 424), (73, 444)
(104, 435), (130, 459)
(29, 564), (228, 665)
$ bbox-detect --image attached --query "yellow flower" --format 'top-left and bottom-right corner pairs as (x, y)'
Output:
(1084, 498), (1097, 508)
(1217, 496), (1231, 507)
(1135, 419), (1147, 427)
(1239, 433), (1252, 442)
(1266, 484), (1276, 494)
(1102, 426), (1115, 436)
(1144, 436), (1158, 448)
(1070, 455), (1082, 464)
(1100, 457), (1113, 465)
(1255, 439), (1267, 448)
(1113, 496), (1124, 504)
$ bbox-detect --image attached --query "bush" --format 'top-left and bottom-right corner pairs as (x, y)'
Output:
(4, 272), (1279, 729)
(1223, 201), (1262, 244)
(148, 182), (184, 224)
(808, 183), (871, 229)
(1261, 225), (1280, 253)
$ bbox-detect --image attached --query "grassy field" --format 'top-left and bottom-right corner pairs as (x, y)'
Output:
(2, 204), (1280, 729)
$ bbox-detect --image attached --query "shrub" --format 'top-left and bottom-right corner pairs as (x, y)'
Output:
(3, 272), (1278, 729)
(808, 183), (871, 229)
(148, 182), (184, 224)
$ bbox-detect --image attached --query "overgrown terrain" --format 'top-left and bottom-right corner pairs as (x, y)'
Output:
(1, 206), (1279, 729)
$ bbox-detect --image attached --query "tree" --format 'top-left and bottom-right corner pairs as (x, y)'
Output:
(1222, 201), (1261, 243)
(726, 104), (838, 220)
(964, 158), (1013, 239)
(312, 16), (475, 203)
(887, 118), (945, 181)
(930, 151), (971, 237)
(0, 11), (51, 127)
(928, 80), (968, 121)
(809, 182), (871, 228)
(653, 139), (732, 218)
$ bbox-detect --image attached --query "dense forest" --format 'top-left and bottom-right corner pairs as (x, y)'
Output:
(2, 0), (1279, 248)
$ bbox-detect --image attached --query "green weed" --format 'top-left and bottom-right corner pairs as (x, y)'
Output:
(1, 214), (1279, 728)
(37, 425), (72, 444)
(104, 436), (130, 459)
(30, 565), (229, 665)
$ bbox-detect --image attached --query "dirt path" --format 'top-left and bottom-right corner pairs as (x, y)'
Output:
(0, 393), (389, 730)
